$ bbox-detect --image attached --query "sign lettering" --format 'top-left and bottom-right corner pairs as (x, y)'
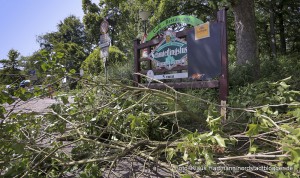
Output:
(146, 15), (203, 41)
(195, 22), (210, 40)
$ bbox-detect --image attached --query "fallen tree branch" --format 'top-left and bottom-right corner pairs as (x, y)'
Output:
(217, 154), (289, 161)
(61, 156), (115, 166)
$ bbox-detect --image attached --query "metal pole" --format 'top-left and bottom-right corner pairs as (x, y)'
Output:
(133, 39), (141, 86)
(144, 20), (147, 34)
(104, 58), (108, 83)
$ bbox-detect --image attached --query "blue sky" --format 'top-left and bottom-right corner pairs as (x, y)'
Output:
(0, 0), (96, 60)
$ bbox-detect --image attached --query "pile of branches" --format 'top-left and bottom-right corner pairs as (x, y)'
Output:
(0, 76), (299, 177)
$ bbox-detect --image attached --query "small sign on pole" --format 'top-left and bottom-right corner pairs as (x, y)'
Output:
(194, 22), (210, 40)
(101, 47), (109, 60)
(100, 20), (109, 34)
(100, 34), (111, 44)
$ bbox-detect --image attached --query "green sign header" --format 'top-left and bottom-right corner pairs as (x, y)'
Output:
(146, 15), (204, 41)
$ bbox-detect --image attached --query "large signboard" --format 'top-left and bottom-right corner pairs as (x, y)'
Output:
(134, 9), (228, 117)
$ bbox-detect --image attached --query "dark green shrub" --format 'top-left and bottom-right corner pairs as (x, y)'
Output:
(81, 46), (127, 76)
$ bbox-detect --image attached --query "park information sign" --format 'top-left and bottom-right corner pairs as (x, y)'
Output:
(134, 9), (228, 117)
(149, 31), (187, 70)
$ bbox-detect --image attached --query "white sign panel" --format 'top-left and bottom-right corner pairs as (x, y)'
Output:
(101, 47), (109, 59)
(147, 70), (188, 81)
(100, 34), (111, 44)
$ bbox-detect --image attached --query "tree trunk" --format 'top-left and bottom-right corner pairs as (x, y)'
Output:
(232, 0), (259, 77)
(269, 0), (277, 58)
(278, 1), (286, 55)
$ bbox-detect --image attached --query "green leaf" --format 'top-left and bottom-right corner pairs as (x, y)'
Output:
(19, 94), (28, 101)
(203, 149), (214, 166)
(277, 172), (287, 178)
(287, 161), (294, 167)
(41, 63), (48, 71)
(18, 92), (33, 101)
(183, 151), (188, 161)
(291, 108), (300, 118)
(0, 91), (15, 104)
(40, 49), (49, 56)
(56, 52), (64, 59)
(246, 124), (260, 136)
(289, 148), (300, 163)
(60, 95), (69, 104)
(249, 145), (257, 153)
(167, 148), (175, 161)
(189, 152), (197, 164)
(262, 106), (269, 112)
(181, 175), (192, 178)
(0, 106), (6, 115)
(213, 134), (226, 147)
(70, 69), (76, 74)
(261, 118), (272, 127)
(13, 143), (25, 154)
(281, 76), (292, 82)
(279, 81), (290, 89)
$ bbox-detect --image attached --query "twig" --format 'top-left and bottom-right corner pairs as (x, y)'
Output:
(138, 152), (200, 178)
(107, 140), (150, 177)
(61, 156), (115, 166)
(217, 154), (289, 161)
(245, 170), (266, 178)
(259, 114), (290, 134)
(20, 139), (81, 178)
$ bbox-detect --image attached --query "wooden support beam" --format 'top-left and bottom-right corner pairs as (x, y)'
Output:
(141, 80), (219, 89)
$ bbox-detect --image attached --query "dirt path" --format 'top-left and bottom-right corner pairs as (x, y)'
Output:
(3, 96), (74, 114)
(4, 97), (57, 113)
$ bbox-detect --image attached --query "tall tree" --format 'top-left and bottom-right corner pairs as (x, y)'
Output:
(57, 15), (87, 45)
(269, 0), (277, 58)
(231, 0), (259, 75)
(0, 49), (20, 71)
(256, 0), (300, 56)
(37, 15), (89, 72)
(0, 49), (22, 84)
(277, 0), (286, 55)
(19, 51), (47, 78)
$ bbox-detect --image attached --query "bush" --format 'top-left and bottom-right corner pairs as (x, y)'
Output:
(260, 53), (300, 88)
(81, 46), (127, 76)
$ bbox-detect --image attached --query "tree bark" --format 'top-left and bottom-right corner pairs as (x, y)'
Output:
(277, 0), (286, 55)
(269, 0), (277, 58)
(232, 0), (259, 77)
